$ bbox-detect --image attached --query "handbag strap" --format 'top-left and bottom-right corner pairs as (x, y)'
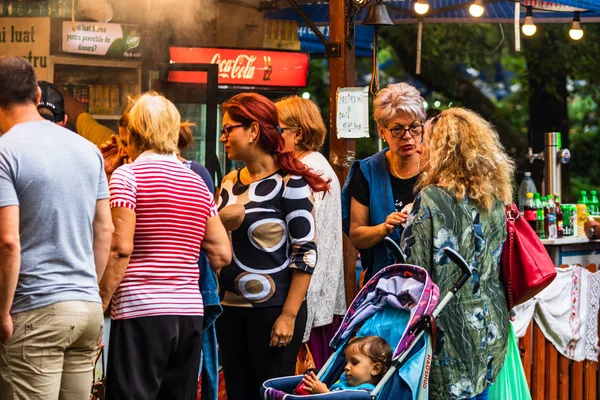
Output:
(505, 204), (517, 307)
(92, 347), (105, 380)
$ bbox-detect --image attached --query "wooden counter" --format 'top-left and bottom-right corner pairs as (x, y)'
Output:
(541, 236), (600, 265)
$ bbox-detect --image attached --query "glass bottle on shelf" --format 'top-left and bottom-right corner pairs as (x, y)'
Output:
(590, 190), (599, 216)
(555, 195), (564, 238)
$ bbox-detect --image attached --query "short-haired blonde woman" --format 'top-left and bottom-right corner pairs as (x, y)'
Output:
(342, 83), (426, 280)
(400, 108), (514, 400)
(99, 92), (231, 400)
(276, 96), (346, 367)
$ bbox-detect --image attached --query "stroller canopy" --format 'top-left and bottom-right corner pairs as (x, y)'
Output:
(331, 264), (440, 359)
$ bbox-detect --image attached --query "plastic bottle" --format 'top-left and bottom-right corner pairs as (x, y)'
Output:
(560, 204), (571, 236)
(590, 190), (600, 216)
(542, 195), (550, 238)
(534, 193), (545, 239)
(546, 196), (557, 239)
(517, 172), (537, 213)
(571, 204), (579, 237)
(578, 190), (589, 206)
(577, 191), (590, 236)
(555, 195), (564, 238)
(524, 192), (536, 231)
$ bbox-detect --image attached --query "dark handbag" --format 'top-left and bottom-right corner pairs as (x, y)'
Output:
(501, 203), (557, 309)
(90, 347), (105, 400)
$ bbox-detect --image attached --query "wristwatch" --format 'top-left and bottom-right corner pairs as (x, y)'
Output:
(588, 224), (596, 240)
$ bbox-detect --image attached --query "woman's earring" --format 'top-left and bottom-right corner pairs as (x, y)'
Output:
(249, 138), (254, 144)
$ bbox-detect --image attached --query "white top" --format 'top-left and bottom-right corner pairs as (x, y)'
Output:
(301, 152), (346, 342)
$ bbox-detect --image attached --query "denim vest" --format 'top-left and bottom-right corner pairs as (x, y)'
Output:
(341, 149), (399, 276)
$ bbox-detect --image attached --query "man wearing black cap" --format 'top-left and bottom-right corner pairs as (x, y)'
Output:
(37, 81), (68, 127)
(0, 56), (113, 399)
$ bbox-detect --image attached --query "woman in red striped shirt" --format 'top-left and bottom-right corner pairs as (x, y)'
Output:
(99, 92), (231, 400)
(217, 93), (330, 400)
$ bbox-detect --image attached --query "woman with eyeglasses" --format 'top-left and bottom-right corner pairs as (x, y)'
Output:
(342, 83), (426, 281)
(216, 93), (330, 400)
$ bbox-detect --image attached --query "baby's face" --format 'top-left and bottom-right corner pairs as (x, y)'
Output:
(343, 348), (378, 387)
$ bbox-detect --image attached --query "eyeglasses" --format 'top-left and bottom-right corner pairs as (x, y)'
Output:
(385, 121), (423, 138)
(221, 124), (246, 138)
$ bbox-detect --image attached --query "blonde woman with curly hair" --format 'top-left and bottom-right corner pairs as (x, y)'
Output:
(400, 108), (514, 400)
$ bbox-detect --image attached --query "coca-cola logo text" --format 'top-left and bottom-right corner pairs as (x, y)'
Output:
(210, 53), (256, 80)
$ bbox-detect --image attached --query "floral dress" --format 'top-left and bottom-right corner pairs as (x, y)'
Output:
(400, 185), (509, 399)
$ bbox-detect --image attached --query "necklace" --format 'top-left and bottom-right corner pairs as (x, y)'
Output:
(393, 157), (421, 179)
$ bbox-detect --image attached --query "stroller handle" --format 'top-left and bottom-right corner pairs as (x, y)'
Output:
(384, 237), (407, 264)
(443, 247), (473, 294)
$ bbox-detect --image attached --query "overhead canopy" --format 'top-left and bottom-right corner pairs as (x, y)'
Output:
(266, 0), (600, 24)
(298, 25), (374, 57)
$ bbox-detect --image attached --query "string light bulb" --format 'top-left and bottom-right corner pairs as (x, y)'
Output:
(469, 0), (484, 18)
(522, 6), (537, 36)
(569, 12), (584, 40)
(414, 0), (429, 15)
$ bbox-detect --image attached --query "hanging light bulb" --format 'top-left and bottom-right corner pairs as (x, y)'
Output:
(414, 0), (429, 15)
(569, 11), (584, 40)
(469, 0), (484, 18)
(522, 6), (537, 36)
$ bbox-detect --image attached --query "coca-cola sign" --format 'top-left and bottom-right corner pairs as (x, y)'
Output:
(168, 47), (309, 87)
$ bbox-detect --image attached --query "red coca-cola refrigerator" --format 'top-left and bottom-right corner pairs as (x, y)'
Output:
(150, 46), (310, 186)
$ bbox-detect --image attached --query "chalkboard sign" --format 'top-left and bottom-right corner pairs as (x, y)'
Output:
(336, 86), (369, 139)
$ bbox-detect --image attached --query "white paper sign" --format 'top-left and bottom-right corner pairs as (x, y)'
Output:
(61, 21), (140, 57)
(336, 87), (369, 139)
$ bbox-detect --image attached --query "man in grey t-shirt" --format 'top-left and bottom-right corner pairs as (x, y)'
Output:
(0, 56), (114, 399)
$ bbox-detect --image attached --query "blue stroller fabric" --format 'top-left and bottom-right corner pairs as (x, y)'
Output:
(261, 264), (440, 400)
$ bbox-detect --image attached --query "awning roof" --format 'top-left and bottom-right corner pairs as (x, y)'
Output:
(266, 0), (600, 24)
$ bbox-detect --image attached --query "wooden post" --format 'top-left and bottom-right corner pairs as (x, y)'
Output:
(545, 340), (559, 400)
(532, 324), (546, 400)
(521, 324), (533, 387)
(329, 0), (357, 306)
(558, 356), (570, 399)
(572, 361), (584, 400)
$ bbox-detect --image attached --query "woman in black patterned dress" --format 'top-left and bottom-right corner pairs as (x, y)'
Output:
(216, 93), (329, 400)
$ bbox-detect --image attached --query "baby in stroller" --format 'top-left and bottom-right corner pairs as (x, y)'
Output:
(300, 336), (392, 394)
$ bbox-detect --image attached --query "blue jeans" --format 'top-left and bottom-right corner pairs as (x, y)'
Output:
(470, 388), (489, 400)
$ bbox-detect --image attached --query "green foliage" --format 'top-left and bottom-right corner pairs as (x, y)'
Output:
(307, 20), (600, 198)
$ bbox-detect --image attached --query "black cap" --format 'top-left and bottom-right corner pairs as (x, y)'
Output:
(38, 81), (66, 123)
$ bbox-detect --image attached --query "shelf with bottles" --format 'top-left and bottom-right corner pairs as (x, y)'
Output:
(53, 64), (140, 119)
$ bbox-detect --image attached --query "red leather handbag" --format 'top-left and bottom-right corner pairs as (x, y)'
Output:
(501, 203), (557, 310)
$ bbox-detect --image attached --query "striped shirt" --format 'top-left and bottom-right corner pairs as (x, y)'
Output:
(109, 151), (217, 320)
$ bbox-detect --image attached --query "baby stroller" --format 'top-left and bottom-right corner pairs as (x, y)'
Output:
(261, 239), (473, 400)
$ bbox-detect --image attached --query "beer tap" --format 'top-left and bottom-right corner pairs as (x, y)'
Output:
(526, 147), (544, 163)
(527, 133), (571, 198)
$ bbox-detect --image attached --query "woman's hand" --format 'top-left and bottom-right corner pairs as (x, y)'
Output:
(301, 371), (330, 394)
(381, 211), (409, 235)
(269, 313), (295, 347)
(219, 204), (245, 231)
(99, 135), (126, 175)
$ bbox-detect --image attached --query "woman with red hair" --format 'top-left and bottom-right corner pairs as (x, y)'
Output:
(216, 93), (329, 400)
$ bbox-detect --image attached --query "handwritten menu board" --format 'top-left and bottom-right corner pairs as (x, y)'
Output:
(336, 86), (369, 139)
